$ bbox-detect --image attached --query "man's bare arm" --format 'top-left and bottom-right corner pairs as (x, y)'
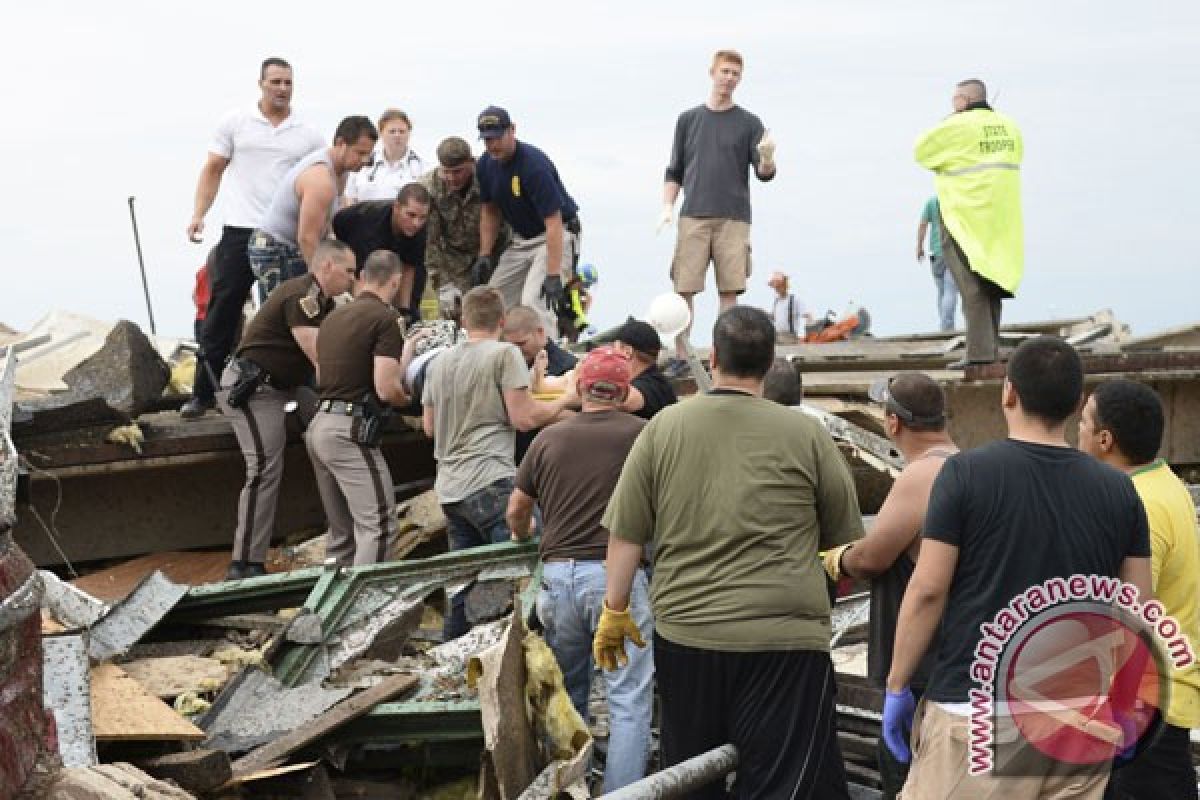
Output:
(506, 488), (537, 540)
(543, 213), (564, 278)
(479, 202), (501, 257)
(188, 153), (230, 240)
(422, 405), (435, 439)
(620, 385), (647, 414)
(604, 535), (644, 613)
(296, 169), (336, 265)
(887, 539), (958, 691)
(662, 181), (681, 207)
(917, 220), (929, 261)
(503, 388), (572, 432)
(1118, 556), (1152, 602)
(842, 461), (940, 579)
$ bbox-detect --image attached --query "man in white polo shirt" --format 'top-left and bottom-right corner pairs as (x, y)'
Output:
(183, 56), (324, 419)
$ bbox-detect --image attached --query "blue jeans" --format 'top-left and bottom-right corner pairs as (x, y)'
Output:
(538, 560), (654, 791)
(931, 255), (959, 332)
(248, 230), (306, 302)
(442, 477), (514, 640)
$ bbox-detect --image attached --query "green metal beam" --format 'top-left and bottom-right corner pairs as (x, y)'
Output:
(272, 541), (539, 686)
(167, 540), (539, 623)
(331, 699), (483, 745)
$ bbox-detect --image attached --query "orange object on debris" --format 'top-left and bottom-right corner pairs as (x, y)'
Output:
(804, 308), (872, 344)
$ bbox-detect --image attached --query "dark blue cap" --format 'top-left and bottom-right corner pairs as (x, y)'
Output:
(477, 106), (512, 139)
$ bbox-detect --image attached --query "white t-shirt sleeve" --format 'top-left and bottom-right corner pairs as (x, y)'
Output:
(209, 110), (241, 159)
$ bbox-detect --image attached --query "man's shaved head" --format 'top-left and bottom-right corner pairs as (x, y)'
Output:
(956, 79), (987, 103)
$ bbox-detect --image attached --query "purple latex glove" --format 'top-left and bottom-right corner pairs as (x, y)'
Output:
(883, 687), (917, 763)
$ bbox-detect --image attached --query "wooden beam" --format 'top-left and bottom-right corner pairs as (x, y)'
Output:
(231, 672), (419, 776)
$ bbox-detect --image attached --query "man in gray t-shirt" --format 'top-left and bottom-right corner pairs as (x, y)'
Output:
(421, 286), (575, 640)
(658, 49), (778, 365)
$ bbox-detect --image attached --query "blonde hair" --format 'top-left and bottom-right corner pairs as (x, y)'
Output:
(462, 287), (506, 331)
(377, 109), (412, 131)
(711, 49), (744, 71)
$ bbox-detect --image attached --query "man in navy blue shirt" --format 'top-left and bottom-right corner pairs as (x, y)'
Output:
(473, 106), (580, 334)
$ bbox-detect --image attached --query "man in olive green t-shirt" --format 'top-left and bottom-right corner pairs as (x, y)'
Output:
(594, 306), (864, 798)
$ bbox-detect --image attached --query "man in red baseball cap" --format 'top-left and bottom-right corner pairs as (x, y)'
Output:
(506, 346), (654, 791)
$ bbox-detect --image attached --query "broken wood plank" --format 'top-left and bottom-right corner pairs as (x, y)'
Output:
(71, 550), (233, 603)
(138, 748), (232, 793)
(231, 672), (419, 776)
(90, 663), (204, 741)
(119, 655), (228, 699)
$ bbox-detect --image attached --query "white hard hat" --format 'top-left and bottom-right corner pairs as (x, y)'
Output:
(644, 293), (692, 345)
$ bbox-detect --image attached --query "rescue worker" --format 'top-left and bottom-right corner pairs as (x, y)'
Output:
(216, 239), (357, 580)
(597, 306), (862, 798)
(419, 137), (511, 308)
(473, 106), (581, 334)
(507, 346), (653, 791)
(332, 181), (432, 322)
(1078, 380), (1200, 800)
(822, 373), (957, 799)
(916, 79), (1023, 368)
(306, 250), (419, 567)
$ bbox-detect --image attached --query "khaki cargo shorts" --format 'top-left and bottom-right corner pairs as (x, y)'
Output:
(670, 216), (751, 294)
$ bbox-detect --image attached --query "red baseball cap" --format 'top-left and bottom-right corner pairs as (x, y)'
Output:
(577, 346), (631, 401)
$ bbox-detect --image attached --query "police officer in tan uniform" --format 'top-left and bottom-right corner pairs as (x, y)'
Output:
(307, 250), (422, 566)
(216, 239), (357, 580)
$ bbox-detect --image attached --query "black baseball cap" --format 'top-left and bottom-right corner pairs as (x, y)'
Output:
(613, 317), (662, 358)
(477, 106), (512, 140)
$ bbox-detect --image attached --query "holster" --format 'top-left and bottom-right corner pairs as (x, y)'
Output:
(226, 358), (265, 409)
(354, 393), (392, 447)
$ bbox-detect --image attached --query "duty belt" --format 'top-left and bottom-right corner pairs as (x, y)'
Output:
(319, 399), (367, 416)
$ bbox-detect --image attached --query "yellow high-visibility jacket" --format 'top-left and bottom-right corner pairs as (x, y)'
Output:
(915, 108), (1024, 296)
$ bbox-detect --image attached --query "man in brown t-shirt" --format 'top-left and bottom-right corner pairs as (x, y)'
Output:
(307, 251), (422, 567)
(507, 346), (653, 791)
(216, 239), (357, 580)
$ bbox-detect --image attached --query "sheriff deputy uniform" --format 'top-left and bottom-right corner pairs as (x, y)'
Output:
(305, 291), (408, 566)
(216, 273), (334, 578)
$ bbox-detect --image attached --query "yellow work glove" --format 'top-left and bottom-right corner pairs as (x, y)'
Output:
(593, 601), (646, 671)
(822, 543), (853, 582)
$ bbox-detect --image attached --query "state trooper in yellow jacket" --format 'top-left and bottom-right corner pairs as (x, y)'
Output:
(916, 79), (1023, 368)
(307, 250), (422, 566)
(216, 239), (357, 580)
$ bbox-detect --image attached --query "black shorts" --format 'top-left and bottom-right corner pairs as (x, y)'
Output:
(654, 633), (851, 800)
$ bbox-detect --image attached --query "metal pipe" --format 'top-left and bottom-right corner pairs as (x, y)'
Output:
(598, 744), (738, 799)
(126, 196), (157, 335)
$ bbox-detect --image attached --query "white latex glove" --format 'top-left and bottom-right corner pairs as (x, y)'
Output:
(757, 130), (776, 166)
(655, 203), (674, 235)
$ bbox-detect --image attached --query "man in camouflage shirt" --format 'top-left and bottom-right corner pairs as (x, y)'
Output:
(420, 137), (510, 315)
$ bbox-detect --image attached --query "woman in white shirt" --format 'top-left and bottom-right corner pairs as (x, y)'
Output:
(342, 109), (426, 205)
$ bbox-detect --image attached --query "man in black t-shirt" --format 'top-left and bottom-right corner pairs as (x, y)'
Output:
(612, 318), (677, 420)
(885, 336), (1151, 799)
(332, 182), (431, 320)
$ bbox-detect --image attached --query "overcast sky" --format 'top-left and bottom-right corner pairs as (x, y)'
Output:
(4, 1), (1197, 344)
